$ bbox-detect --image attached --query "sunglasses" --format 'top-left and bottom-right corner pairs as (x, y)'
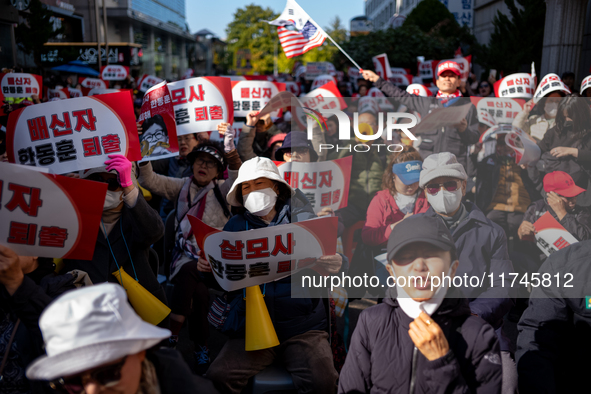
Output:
(87, 174), (120, 191)
(49, 356), (127, 394)
(425, 180), (460, 195)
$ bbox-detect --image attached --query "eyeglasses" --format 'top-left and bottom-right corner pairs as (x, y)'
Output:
(425, 180), (460, 195)
(284, 147), (309, 157)
(49, 356), (127, 394)
(193, 157), (218, 169)
(143, 130), (165, 143)
(87, 174), (120, 191)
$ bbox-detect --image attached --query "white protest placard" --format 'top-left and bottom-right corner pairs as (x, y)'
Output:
(417, 59), (438, 81)
(493, 73), (536, 99)
(411, 103), (472, 135)
(0, 162), (107, 259)
(311, 74), (337, 91)
(299, 81), (347, 112)
(231, 80), (286, 117)
(0, 73), (42, 98)
(68, 88), (83, 98)
(305, 62), (336, 80)
(190, 215), (338, 291)
(276, 157), (352, 214)
(100, 65), (129, 81)
(367, 87), (395, 111)
(138, 74), (163, 93)
(533, 212), (579, 257)
(6, 92), (141, 173)
(505, 128), (541, 165)
(79, 77), (107, 90)
(372, 53), (393, 80)
(167, 77), (234, 136)
(470, 97), (525, 125)
(284, 81), (300, 96)
(47, 88), (68, 101)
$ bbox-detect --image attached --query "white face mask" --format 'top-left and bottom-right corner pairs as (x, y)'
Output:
(103, 190), (123, 210)
(395, 192), (417, 214)
(395, 265), (455, 319)
(544, 102), (558, 117)
(427, 188), (462, 215)
(244, 187), (277, 217)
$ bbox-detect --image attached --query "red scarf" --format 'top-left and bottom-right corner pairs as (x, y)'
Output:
(436, 90), (463, 107)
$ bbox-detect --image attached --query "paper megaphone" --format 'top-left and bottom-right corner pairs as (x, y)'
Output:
(112, 267), (171, 326)
(245, 285), (280, 351)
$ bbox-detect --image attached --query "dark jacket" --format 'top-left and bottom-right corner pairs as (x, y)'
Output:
(419, 203), (515, 352)
(375, 77), (480, 171)
(475, 154), (541, 212)
(338, 286), (503, 394)
(217, 189), (328, 342)
(523, 199), (591, 241)
(63, 193), (166, 304)
(516, 240), (591, 393)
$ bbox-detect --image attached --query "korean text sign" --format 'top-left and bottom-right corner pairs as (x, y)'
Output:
(0, 162), (106, 259)
(470, 97), (525, 125)
(231, 80), (286, 117)
(138, 81), (179, 162)
(1, 73), (43, 98)
(533, 212), (579, 257)
(6, 91), (141, 173)
(189, 216), (338, 292)
(276, 157), (352, 214)
(167, 77), (234, 136)
(299, 81), (347, 112)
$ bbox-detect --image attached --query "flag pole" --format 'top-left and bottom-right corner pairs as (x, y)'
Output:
(324, 33), (363, 71)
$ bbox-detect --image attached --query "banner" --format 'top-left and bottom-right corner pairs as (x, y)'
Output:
(7, 91), (141, 173)
(533, 211), (579, 257)
(311, 74), (337, 91)
(231, 80), (286, 117)
(167, 77), (234, 136)
(305, 62), (336, 80)
(417, 59), (439, 81)
(372, 53), (392, 80)
(436, 55), (471, 82)
(276, 156), (352, 213)
(190, 215), (338, 291)
(138, 81), (179, 162)
(505, 128), (541, 165)
(100, 65), (129, 81)
(0, 162), (106, 259)
(470, 97), (525, 125)
(1, 73), (42, 99)
(47, 88), (69, 101)
(299, 81), (347, 112)
(411, 103), (472, 134)
(137, 74), (163, 93)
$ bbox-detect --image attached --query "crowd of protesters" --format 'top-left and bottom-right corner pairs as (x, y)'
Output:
(2, 56), (591, 394)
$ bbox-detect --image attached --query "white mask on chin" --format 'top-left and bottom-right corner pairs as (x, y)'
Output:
(427, 188), (462, 215)
(103, 190), (123, 210)
(394, 265), (454, 319)
(544, 102), (558, 117)
(244, 187), (277, 216)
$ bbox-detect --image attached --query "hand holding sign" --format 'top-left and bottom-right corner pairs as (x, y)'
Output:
(105, 154), (133, 188)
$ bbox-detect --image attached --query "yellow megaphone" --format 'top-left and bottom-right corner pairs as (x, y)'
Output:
(356, 122), (375, 142)
(112, 267), (171, 326)
(245, 285), (280, 351)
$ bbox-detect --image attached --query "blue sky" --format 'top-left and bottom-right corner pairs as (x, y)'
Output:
(186, 0), (364, 39)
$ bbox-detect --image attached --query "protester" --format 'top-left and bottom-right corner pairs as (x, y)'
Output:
(361, 62), (480, 171)
(266, 132), (287, 161)
(237, 111), (282, 161)
(204, 157), (341, 393)
(561, 71), (576, 93)
(338, 215), (503, 393)
(362, 146), (429, 247)
(516, 240), (591, 393)
(138, 137), (240, 374)
(417, 152), (516, 393)
(274, 130), (319, 162)
(62, 155), (167, 307)
(476, 134), (539, 240)
(477, 80), (494, 97)
(25, 283), (220, 394)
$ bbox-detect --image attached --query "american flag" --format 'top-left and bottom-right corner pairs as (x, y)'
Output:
(277, 21), (327, 58)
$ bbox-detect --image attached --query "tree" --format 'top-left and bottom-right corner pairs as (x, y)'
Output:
(485, 0), (546, 75)
(14, 0), (63, 70)
(403, 0), (456, 33)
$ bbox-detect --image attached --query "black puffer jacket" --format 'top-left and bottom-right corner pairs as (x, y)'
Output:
(338, 286), (503, 394)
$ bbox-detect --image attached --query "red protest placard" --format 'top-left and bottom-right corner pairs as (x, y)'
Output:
(533, 211), (579, 256)
(138, 81), (179, 162)
(6, 91), (141, 174)
(300, 81), (347, 112)
(0, 162), (107, 259)
(79, 77), (107, 96)
(137, 74), (163, 92)
(0, 73), (43, 99)
(167, 77), (234, 136)
(470, 97), (525, 125)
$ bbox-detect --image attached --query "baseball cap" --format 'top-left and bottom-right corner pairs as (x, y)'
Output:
(392, 160), (422, 185)
(543, 171), (586, 197)
(437, 61), (461, 77)
(387, 215), (456, 262)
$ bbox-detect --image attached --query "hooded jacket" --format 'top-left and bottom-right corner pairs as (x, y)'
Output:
(523, 199), (591, 241)
(338, 286), (503, 394)
(418, 203), (515, 352)
(516, 240), (591, 393)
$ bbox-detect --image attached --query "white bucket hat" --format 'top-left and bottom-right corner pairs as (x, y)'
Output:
(26, 283), (170, 381)
(226, 157), (293, 207)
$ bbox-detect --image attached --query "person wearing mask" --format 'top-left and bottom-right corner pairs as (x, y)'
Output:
(513, 73), (570, 141)
(137, 135), (240, 374)
(62, 155), (167, 306)
(25, 283), (220, 394)
(361, 61), (480, 171)
(476, 133), (540, 240)
(529, 96), (591, 206)
(417, 152), (517, 393)
(203, 157), (342, 394)
(338, 215), (503, 393)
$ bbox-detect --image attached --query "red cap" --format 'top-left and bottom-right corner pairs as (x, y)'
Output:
(437, 61), (461, 77)
(543, 171), (586, 197)
(266, 133), (287, 149)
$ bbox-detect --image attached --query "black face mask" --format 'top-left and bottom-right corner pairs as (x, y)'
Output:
(563, 120), (574, 131)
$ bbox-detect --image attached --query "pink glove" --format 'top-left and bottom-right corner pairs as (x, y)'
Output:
(104, 154), (133, 188)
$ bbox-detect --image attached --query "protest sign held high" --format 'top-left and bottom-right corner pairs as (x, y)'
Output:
(231, 80), (286, 117)
(0, 73), (42, 99)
